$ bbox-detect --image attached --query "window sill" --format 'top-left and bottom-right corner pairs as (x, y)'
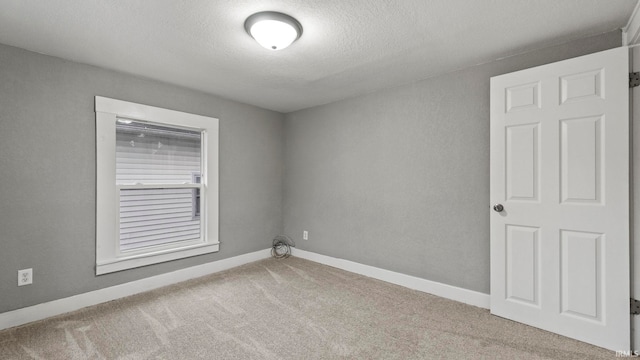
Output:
(96, 242), (220, 275)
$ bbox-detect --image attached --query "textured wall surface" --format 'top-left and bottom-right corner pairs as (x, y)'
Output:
(283, 31), (622, 294)
(0, 43), (284, 313)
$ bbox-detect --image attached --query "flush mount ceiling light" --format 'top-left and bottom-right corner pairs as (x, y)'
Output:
(245, 11), (302, 51)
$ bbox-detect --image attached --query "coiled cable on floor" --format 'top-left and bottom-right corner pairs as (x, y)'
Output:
(271, 235), (295, 259)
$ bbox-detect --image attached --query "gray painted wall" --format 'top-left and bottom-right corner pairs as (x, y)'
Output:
(283, 31), (622, 294)
(0, 43), (284, 313)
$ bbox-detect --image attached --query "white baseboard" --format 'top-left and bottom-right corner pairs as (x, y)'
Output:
(292, 249), (490, 309)
(0, 248), (272, 331)
(0, 248), (490, 332)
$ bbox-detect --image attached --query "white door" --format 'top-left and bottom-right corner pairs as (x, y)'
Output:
(490, 46), (629, 351)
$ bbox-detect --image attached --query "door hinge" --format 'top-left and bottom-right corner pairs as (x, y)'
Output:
(632, 298), (640, 315)
(630, 72), (640, 88)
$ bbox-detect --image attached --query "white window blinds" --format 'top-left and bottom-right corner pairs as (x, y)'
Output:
(116, 120), (203, 252)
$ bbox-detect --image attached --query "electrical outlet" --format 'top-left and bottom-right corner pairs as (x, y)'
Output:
(303, 230), (308, 240)
(18, 268), (32, 286)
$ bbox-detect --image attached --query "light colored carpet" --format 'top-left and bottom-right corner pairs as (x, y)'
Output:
(0, 257), (615, 359)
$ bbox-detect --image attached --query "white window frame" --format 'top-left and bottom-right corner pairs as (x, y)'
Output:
(192, 173), (202, 220)
(95, 96), (219, 275)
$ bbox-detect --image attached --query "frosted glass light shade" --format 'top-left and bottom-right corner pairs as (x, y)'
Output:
(245, 12), (302, 51)
(250, 20), (297, 50)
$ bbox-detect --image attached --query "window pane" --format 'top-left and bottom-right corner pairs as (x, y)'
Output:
(119, 188), (201, 252)
(116, 119), (203, 252)
(116, 119), (202, 185)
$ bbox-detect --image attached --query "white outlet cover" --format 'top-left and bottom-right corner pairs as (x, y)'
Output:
(18, 268), (33, 286)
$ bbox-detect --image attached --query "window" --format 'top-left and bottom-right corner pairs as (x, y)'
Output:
(96, 96), (219, 275)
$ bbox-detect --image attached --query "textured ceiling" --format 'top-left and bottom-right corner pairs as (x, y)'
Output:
(0, 0), (637, 113)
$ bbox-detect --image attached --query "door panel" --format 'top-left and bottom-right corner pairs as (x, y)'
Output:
(559, 230), (603, 321)
(506, 225), (540, 306)
(560, 69), (603, 104)
(490, 46), (629, 351)
(506, 124), (540, 201)
(560, 116), (603, 204)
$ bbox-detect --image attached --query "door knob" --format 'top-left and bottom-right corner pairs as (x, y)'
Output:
(493, 204), (504, 212)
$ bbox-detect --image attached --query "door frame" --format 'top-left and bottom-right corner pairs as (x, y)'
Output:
(624, 5), (640, 348)
(631, 44), (640, 351)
